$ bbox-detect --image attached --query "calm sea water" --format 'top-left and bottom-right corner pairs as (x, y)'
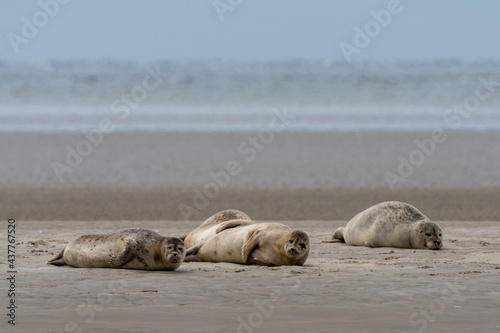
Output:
(0, 59), (499, 132)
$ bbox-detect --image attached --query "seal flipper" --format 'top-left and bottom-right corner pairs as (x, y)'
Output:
(46, 247), (67, 266)
(332, 227), (345, 242)
(216, 220), (255, 234)
(186, 244), (202, 257)
(241, 231), (261, 263)
(178, 232), (189, 241)
(183, 255), (201, 262)
(254, 258), (278, 267)
(109, 245), (135, 268)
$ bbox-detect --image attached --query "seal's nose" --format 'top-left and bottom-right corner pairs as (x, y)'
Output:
(434, 241), (441, 247)
(288, 247), (298, 255)
(171, 252), (178, 258)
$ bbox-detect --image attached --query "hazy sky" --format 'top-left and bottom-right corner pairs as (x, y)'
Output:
(1, 0), (499, 62)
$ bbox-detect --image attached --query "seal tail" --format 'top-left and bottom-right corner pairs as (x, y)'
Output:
(46, 246), (67, 266)
(331, 227), (345, 242)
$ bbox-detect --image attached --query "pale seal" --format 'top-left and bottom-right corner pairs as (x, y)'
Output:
(180, 209), (254, 249)
(187, 222), (310, 266)
(46, 228), (185, 270)
(331, 201), (443, 250)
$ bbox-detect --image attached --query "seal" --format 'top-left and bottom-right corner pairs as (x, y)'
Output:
(46, 228), (185, 270)
(181, 209), (254, 249)
(187, 222), (310, 266)
(331, 201), (443, 250)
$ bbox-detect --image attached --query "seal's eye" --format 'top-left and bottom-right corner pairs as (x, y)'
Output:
(439, 234), (442, 237)
(178, 247), (184, 253)
(299, 243), (306, 249)
(288, 239), (294, 244)
(425, 233), (431, 237)
(166, 246), (173, 251)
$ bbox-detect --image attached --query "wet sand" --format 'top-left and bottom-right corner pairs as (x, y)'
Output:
(2, 130), (500, 190)
(2, 187), (500, 222)
(2, 130), (500, 222)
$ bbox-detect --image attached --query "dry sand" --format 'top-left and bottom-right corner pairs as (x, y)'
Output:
(1, 220), (499, 333)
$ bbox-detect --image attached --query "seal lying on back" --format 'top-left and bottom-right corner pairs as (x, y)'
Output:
(187, 222), (310, 266)
(332, 201), (443, 250)
(181, 209), (254, 248)
(46, 228), (185, 270)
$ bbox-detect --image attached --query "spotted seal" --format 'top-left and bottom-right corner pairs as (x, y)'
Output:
(332, 201), (443, 250)
(47, 228), (185, 270)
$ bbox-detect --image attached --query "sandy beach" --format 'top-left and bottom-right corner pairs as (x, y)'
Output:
(2, 130), (500, 332)
(1, 220), (499, 333)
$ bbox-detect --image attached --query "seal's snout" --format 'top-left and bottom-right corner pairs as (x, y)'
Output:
(288, 247), (299, 255)
(426, 238), (442, 250)
(168, 252), (181, 263)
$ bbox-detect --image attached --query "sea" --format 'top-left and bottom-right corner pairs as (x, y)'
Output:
(0, 59), (499, 132)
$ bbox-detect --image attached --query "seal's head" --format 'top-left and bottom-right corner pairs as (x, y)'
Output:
(283, 230), (310, 261)
(160, 238), (186, 266)
(416, 221), (443, 250)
